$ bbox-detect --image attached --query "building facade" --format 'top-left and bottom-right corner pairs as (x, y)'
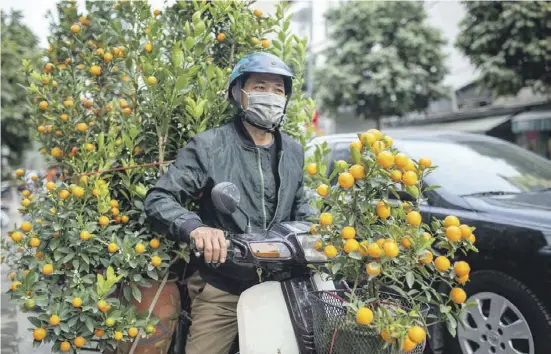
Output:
(286, 1), (551, 159)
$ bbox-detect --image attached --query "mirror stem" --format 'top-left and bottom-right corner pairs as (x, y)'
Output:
(236, 204), (252, 233)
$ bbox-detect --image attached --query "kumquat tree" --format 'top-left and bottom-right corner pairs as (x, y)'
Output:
(3, 1), (315, 353)
(306, 129), (479, 353)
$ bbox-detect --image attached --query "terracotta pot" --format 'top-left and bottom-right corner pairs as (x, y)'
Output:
(106, 279), (180, 354)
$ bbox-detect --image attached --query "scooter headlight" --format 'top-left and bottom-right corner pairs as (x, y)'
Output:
(296, 235), (328, 263)
(248, 241), (292, 260)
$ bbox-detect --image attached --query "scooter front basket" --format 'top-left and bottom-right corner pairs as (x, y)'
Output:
(309, 291), (427, 354)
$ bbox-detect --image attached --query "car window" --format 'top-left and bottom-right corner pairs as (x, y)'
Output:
(397, 138), (551, 195)
(331, 143), (354, 164)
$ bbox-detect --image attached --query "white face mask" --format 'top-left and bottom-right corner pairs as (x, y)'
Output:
(241, 90), (287, 131)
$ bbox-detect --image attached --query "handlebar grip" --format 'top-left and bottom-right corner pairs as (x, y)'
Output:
(190, 234), (242, 267)
(191, 237), (233, 255)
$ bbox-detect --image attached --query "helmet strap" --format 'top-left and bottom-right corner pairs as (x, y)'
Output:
(232, 79), (244, 110)
(240, 114), (279, 133)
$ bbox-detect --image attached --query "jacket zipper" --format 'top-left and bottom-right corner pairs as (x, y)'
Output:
(267, 151), (284, 230)
(256, 148), (267, 230)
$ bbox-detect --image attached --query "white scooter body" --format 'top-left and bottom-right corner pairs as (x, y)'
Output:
(236, 273), (335, 354)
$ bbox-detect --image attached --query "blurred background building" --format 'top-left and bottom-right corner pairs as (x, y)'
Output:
(285, 0), (551, 159)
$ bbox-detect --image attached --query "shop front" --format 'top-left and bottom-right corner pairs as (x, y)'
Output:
(512, 109), (551, 159)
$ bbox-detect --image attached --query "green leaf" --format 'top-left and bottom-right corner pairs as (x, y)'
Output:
(272, 39), (283, 51)
(134, 200), (144, 210)
(82, 274), (95, 284)
(423, 185), (441, 192)
(206, 64), (215, 80)
(96, 274), (105, 296)
(106, 266), (115, 280)
(35, 295), (48, 307)
(347, 252), (362, 260)
(350, 147), (361, 164)
(172, 47), (182, 68)
(185, 37), (195, 50)
(175, 74), (189, 92)
(146, 270), (159, 280)
(446, 312), (458, 329)
(129, 125), (139, 141)
(49, 238), (60, 250)
(67, 316), (78, 328)
(123, 285), (132, 302)
(192, 10), (202, 23)
(131, 283), (142, 303)
(185, 21), (191, 36)
(85, 316), (94, 332)
(194, 20), (206, 36)
(28, 316), (42, 327)
(283, 20), (290, 32)
(61, 253), (74, 263)
(194, 100), (206, 117)
(406, 185), (420, 199)
(60, 323), (69, 333)
(98, 131), (105, 155)
(406, 271), (415, 288)
(387, 284), (409, 300)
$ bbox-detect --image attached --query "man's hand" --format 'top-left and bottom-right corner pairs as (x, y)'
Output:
(190, 227), (227, 263)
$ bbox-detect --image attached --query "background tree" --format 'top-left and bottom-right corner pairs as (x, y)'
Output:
(456, 1), (551, 96)
(315, 1), (448, 129)
(1, 10), (40, 180)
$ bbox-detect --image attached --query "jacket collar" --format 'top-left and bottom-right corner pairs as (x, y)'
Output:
(233, 115), (283, 152)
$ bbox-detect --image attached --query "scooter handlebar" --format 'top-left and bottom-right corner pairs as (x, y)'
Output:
(191, 231), (298, 266)
(190, 233), (249, 265)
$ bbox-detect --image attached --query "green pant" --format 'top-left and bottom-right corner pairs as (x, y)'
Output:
(185, 272), (240, 354)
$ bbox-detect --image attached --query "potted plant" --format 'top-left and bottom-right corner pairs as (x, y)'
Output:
(3, 1), (315, 353)
(305, 131), (478, 353)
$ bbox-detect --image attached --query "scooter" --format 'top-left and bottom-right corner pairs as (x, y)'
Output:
(168, 181), (336, 354)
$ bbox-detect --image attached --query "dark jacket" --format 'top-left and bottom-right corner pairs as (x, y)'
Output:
(144, 117), (313, 294)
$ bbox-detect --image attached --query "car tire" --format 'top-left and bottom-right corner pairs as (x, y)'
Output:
(446, 270), (551, 354)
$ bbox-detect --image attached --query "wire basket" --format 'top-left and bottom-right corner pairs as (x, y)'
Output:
(309, 290), (429, 354)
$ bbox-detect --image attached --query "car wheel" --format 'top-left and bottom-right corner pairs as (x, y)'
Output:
(447, 270), (551, 354)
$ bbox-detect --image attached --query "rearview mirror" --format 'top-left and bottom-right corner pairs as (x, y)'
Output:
(211, 182), (241, 215)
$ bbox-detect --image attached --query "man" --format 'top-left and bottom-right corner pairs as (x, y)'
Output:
(144, 52), (313, 354)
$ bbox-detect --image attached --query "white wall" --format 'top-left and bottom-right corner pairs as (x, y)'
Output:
(253, 0), (279, 15)
(425, 1), (477, 89)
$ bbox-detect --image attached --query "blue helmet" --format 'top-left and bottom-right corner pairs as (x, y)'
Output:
(228, 52), (294, 108)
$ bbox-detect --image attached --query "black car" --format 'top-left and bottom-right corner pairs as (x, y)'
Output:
(307, 131), (551, 354)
